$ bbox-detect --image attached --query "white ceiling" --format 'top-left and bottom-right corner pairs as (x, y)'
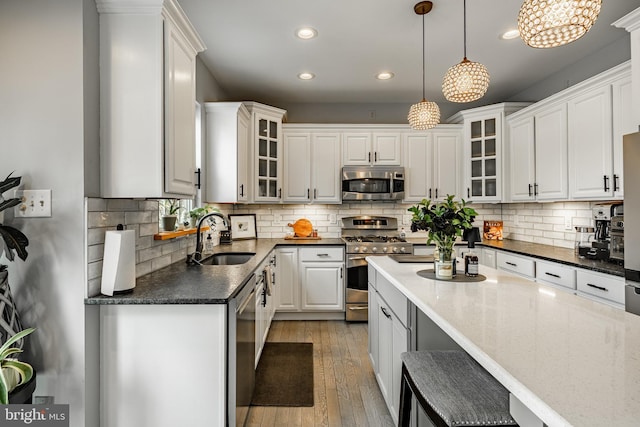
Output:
(179, 0), (639, 112)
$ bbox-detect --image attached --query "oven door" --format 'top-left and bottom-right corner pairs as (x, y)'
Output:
(346, 255), (369, 322)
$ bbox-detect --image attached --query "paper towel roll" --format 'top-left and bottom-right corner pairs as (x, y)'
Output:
(101, 229), (136, 296)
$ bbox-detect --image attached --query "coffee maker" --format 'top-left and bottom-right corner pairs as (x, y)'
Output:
(587, 206), (611, 260)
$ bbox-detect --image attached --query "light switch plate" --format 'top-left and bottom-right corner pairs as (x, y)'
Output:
(14, 189), (52, 217)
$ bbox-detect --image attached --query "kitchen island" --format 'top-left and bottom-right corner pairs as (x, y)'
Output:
(367, 255), (640, 427)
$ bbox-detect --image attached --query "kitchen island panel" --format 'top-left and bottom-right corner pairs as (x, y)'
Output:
(367, 256), (640, 427)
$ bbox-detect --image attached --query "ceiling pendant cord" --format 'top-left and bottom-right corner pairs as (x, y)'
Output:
(441, 0), (490, 103)
(408, 1), (440, 130)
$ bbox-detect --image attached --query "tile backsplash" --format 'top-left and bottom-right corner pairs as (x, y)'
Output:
(86, 197), (612, 296)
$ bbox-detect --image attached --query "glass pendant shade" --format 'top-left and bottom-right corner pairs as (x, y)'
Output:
(518, 0), (602, 48)
(408, 99), (440, 130)
(442, 57), (490, 103)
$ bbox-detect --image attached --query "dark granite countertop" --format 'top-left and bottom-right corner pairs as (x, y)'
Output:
(479, 239), (624, 277)
(85, 238), (345, 305)
(411, 238), (624, 277)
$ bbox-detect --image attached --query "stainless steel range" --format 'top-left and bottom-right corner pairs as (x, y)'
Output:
(342, 216), (412, 322)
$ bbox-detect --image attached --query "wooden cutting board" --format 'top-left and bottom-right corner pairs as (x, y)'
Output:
(287, 218), (313, 237)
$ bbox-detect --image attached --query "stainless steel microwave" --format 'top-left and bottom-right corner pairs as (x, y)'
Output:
(342, 166), (405, 201)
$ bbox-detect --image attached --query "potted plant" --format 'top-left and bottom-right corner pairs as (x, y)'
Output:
(160, 199), (181, 232)
(188, 205), (219, 229)
(0, 173), (29, 344)
(408, 195), (477, 279)
(0, 327), (35, 404)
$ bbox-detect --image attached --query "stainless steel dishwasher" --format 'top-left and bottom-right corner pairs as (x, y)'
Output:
(230, 277), (256, 427)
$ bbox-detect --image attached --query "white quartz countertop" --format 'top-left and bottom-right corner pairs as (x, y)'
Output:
(367, 256), (640, 427)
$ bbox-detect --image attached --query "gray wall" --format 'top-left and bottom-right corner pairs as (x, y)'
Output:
(0, 1), (96, 426)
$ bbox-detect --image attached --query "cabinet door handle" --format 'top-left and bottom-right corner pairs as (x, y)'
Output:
(262, 288), (267, 307)
(528, 183), (532, 197)
(534, 183), (538, 196)
(194, 168), (201, 189)
(545, 272), (561, 279)
(368, 152), (371, 162)
(380, 306), (392, 319)
(375, 152), (378, 162)
(429, 188), (432, 198)
(314, 189), (317, 199)
(587, 283), (608, 292)
(307, 188), (310, 199)
(435, 188), (438, 199)
(240, 184), (244, 197)
(340, 267), (343, 279)
(614, 174), (619, 192)
(467, 187), (470, 198)
(278, 188), (282, 199)
(506, 261), (518, 267)
(603, 175), (610, 192)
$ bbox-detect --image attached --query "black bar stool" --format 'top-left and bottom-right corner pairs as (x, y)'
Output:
(398, 350), (518, 427)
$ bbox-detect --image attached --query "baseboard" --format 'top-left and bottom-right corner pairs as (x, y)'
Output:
(273, 311), (346, 321)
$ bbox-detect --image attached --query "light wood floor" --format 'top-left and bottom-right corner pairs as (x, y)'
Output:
(246, 320), (395, 427)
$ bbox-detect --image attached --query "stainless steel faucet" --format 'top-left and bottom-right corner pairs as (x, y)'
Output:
(189, 212), (229, 263)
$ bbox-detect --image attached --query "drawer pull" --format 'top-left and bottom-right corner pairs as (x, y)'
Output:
(317, 253), (329, 257)
(380, 306), (392, 319)
(587, 283), (608, 292)
(506, 261), (518, 267)
(349, 306), (368, 311)
(545, 272), (561, 279)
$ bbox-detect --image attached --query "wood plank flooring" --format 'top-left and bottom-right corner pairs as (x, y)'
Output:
(246, 320), (395, 427)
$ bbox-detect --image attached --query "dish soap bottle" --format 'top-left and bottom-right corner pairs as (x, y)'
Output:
(399, 228), (406, 239)
(205, 232), (214, 252)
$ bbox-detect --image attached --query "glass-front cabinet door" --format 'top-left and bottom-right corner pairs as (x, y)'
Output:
(469, 117), (498, 200)
(257, 117), (280, 200)
(244, 102), (287, 203)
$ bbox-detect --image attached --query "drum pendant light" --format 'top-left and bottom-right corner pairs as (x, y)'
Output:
(518, 0), (602, 48)
(442, 0), (490, 103)
(408, 1), (440, 130)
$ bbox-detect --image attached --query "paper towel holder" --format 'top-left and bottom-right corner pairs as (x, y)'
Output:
(101, 223), (136, 296)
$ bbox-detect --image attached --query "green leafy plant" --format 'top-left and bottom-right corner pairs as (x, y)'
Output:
(189, 205), (219, 221)
(0, 173), (29, 262)
(408, 195), (477, 259)
(0, 327), (34, 404)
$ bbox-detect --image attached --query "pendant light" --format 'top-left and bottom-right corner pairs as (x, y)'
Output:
(408, 1), (440, 130)
(518, 0), (602, 48)
(442, 0), (490, 103)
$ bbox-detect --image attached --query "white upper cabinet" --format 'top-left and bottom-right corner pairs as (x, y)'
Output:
(97, 0), (205, 198)
(403, 126), (461, 202)
(204, 102), (250, 203)
(451, 103), (530, 203)
(283, 128), (342, 204)
(612, 74), (635, 198)
(568, 86), (613, 199)
(244, 102), (287, 203)
(343, 132), (401, 165)
(507, 103), (568, 201)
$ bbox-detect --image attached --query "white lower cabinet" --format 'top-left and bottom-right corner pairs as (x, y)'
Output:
(481, 248), (497, 268)
(576, 269), (625, 307)
(275, 246), (345, 313)
(535, 260), (576, 293)
(368, 264), (409, 426)
(496, 252), (536, 279)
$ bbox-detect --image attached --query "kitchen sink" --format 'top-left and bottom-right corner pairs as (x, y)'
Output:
(201, 252), (256, 265)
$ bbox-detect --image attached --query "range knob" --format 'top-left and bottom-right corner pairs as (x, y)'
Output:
(400, 247), (406, 253)
(361, 247), (368, 253)
(392, 247), (399, 253)
(372, 247), (378, 253)
(383, 247), (388, 253)
(353, 247), (360, 253)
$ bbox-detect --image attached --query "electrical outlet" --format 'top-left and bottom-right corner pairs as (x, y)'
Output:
(564, 215), (572, 230)
(329, 214), (337, 224)
(14, 189), (52, 217)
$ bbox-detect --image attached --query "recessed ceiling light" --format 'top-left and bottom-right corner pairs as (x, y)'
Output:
(501, 29), (520, 40)
(298, 72), (315, 80)
(296, 27), (317, 40)
(376, 72), (395, 80)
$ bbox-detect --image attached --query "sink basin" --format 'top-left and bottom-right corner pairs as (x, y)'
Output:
(201, 252), (255, 265)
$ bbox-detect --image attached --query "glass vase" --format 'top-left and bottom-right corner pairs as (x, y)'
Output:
(434, 243), (455, 280)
